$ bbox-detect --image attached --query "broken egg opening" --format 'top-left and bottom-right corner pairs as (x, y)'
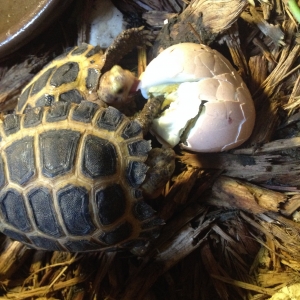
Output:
(138, 43), (255, 152)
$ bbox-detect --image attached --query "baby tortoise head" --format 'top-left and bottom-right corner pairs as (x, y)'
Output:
(98, 65), (139, 107)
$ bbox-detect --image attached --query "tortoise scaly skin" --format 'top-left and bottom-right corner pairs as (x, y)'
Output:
(17, 27), (147, 114)
(0, 100), (174, 252)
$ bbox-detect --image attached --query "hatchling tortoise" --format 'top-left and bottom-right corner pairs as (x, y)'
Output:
(0, 27), (175, 252)
(0, 98), (175, 252)
(17, 27), (148, 114)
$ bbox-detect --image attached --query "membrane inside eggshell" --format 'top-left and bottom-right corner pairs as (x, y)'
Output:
(150, 82), (202, 147)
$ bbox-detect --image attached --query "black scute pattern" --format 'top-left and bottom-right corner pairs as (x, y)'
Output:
(3, 114), (20, 136)
(133, 201), (156, 221)
(28, 188), (63, 237)
(86, 68), (100, 90)
(134, 189), (143, 199)
(82, 135), (117, 178)
(100, 221), (133, 245)
(65, 240), (102, 252)
(126, 161), (148, 188)
(0, 189), (32, 232)
(71, 44), (88, 55)
(30, 67), (55, 95)
(39, 130), (80, 178)
(97, 107), (123, 131)
(57, 185), (95, 235)
(72, 101), (98, 123)
(121, 121), (142, 139)
(3, 228), (29, 243)
(6, 137), (35, 185)
(29, 236), (62, 251)
(23, 107), (43, 128)
(35, 94), (54, 107)
(46, 101), (69, 122)
(85, 45), (101, 58)
(50, 62), (79, 87)
(127, 140), (151, 157)
(59, 89), (84, 104)
(96, 184), (126, 225)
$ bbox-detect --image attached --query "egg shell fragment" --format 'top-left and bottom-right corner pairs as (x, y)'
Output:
(139, 43), (238, 94)
(139, 43), (255, 152)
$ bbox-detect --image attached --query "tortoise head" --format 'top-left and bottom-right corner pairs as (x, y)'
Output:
(97, 65), (139, 107)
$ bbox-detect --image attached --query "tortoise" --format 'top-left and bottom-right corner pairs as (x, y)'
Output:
(0, 98), (175, 252)
(17, 27), (148, 114)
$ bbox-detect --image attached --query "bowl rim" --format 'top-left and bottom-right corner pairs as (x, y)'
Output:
(0, 0), (72, 58)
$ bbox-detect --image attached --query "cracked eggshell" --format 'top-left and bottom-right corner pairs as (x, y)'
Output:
(139, 43), (255, 152)
(139, 43), (237, 97)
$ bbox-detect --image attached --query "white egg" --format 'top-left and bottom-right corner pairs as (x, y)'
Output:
(138, 43), (255, 152)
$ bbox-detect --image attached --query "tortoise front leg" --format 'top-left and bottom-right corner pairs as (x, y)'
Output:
(135, 95), (165, 135)
(141, 148), (175, 199)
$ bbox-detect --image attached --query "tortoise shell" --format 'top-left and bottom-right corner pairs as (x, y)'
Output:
(0, 101), (161, 252)
(17, 27), (147, 114)
(17, 44), (104, 114)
